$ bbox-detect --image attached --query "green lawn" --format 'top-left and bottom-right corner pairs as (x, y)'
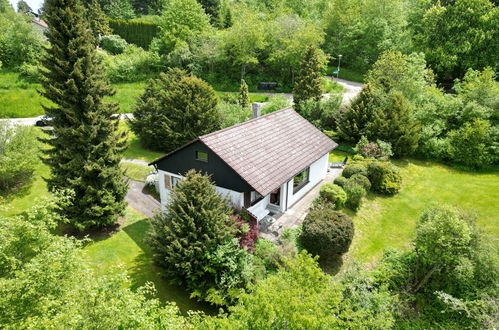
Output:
(349, 158), (499, 263)
(327, 66), (366, 83)
(122, 162), (153, 182)
(84, 208), (214, 314)
(120, 121), (163, 162)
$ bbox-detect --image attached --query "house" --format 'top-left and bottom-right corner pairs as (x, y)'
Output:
(149, 106), (338, 221)
(31, 19), (48, 36)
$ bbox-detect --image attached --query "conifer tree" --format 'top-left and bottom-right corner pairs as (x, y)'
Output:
(238, 79), (250, 109)
(149, 170), (232, 289)
(0, 0), (13, 12)
(87, 0), (111, 41)
(293, 45), (324, 113)
(131, 68), (220, 152)
(40, 0), (127, 231)
(338, 83), (384, 143)
(367, 92), (420, 157)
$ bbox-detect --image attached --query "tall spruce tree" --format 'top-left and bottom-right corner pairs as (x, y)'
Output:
(87, 0), (111, 41)
(338, 84), (384, 143)
(367, 92), (421, 157)
(149, 170), (232, 290)
(238, 79), (250, 109)
(293, 45), (324, 113)
(40, 0), (127, 231)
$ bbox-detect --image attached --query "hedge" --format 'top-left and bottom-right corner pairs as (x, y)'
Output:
(108, 19), (159, 49)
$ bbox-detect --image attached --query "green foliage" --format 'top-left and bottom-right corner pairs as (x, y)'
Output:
(333, 175), (348, 188)
(86, 0), (111, 40)
(0, 123), (39, 194)
(413, 0), (498, 81)
(218, 100), (251, 128)
(354, 136), (393, 159)
(104, 0), (136, 20)
(342, 164), (367, 178)
(149, 170), (250, 305)
(453, 67), (499, 112)
(108, 18), (160, 49)
(261, 95), (290, 115)
(298, 95), (342, 130)
(348, 173), (371, 191)
(40, 0), (128, 231)
(0, 9), (45, 68)
(238, 79), (249, 109)
(200, 251), (395, 328)
(131, 68), (220, 152)
(153, 0), (212, 56)
(103, 46), (161, 83)
(344, 181), (366, 211)
(293, 45), (325, 112)
(367, 92), (421, 157)
(253, 239), (281, 272)
(367, 161), (401, 195)
(338, 83), (384, 142)
(100, 34), (128, 54)
(319, 183), (347, 209)
(0, 196), (189, 328)
(300, 208), (354, 257)
(448, 119), (496, 169)
(16, 0), (31, 13)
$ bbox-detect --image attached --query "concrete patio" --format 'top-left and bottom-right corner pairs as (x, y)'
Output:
(260, 167), (343, 242)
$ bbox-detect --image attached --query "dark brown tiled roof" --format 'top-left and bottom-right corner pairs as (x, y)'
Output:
(199, 107), (337, 196)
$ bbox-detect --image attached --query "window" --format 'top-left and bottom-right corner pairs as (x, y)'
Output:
(196, 151), (208, 162)
(171, 176), (182, 188)
(293, 167), (310, 194)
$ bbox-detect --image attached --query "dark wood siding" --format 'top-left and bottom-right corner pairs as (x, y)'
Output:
(155, 141), (254, 193)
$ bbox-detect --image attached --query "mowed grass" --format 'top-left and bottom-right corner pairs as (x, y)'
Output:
(349, 158), (499, 263)
(121, 162), (153, 182)
(84, 208), (214, 314)
(120, 120), (163, 162)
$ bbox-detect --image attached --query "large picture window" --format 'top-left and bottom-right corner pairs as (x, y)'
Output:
(293, 167), (310, 194)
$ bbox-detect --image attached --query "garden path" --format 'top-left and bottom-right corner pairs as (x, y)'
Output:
(260, 167), (343, 242)
(125, 179), (160, 218)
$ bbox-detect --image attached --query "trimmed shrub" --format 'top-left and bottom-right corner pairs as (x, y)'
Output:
(367, 162), (402, 195)
(344, 182), (366, 211)
(333, 176), (348, 188)
(108, 18), (160, 49)
(319, 183), (347, 209)
(342, 164), (367, 178)
(100, 34), (128, 55)
(300, 209), (354, 257)
(348, 173), (371, 191)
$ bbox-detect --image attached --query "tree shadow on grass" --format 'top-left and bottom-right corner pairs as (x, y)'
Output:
(123, 218), (217, 315)
(319, 253), (344, 276)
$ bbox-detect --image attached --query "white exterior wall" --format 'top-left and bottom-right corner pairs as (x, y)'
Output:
(157, 170), (244, 211)
(285, 153), (329, 208)
(247, 195), (270, 220)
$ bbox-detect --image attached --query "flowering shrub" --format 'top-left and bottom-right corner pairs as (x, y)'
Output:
(354, 136), (393, 160)
(232, 213), (259, 252)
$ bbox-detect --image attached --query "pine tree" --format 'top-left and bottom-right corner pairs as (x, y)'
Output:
(130, 68), (220, 152)
(17, 0), (32, 14)
(367, 92), (420, 157)
(149, 170), (232, 288)
(87, 0), (111, 41)
(40, 0), (127, 231)
(293, 45), (324, 113)
(238, 79), (250, 109)
(0, 0), (13, 12)
(338, 83), (384, 143)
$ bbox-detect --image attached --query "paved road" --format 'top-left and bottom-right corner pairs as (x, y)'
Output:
(0, 113), (134, 126)
(327, 76), (364, 105)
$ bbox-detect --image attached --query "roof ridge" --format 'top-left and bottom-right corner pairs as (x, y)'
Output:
(200, 106), (293, 141)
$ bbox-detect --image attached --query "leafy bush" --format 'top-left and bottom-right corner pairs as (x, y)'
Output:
(367, 162), (402, 195)
(333, 176), (348, 188)
(261, 95), (290, 115)
(344, 182), (366, 211)
(342, 164), (367, 178)
(0, 123), (39, 194)
(232, 215), (259, 252)
(18, 62), (44, 83)
(448, 119), (496, 169)
(100, 34), (128, 55)
(253, 239), (280, 272)
(319, 183), (346, 209)
(300, 209), (354, 257)
(218, 100), (250, 128)
(105, 45), (161, 83)
(354, 136), (393, 159)
(348, 174), (371, 191)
